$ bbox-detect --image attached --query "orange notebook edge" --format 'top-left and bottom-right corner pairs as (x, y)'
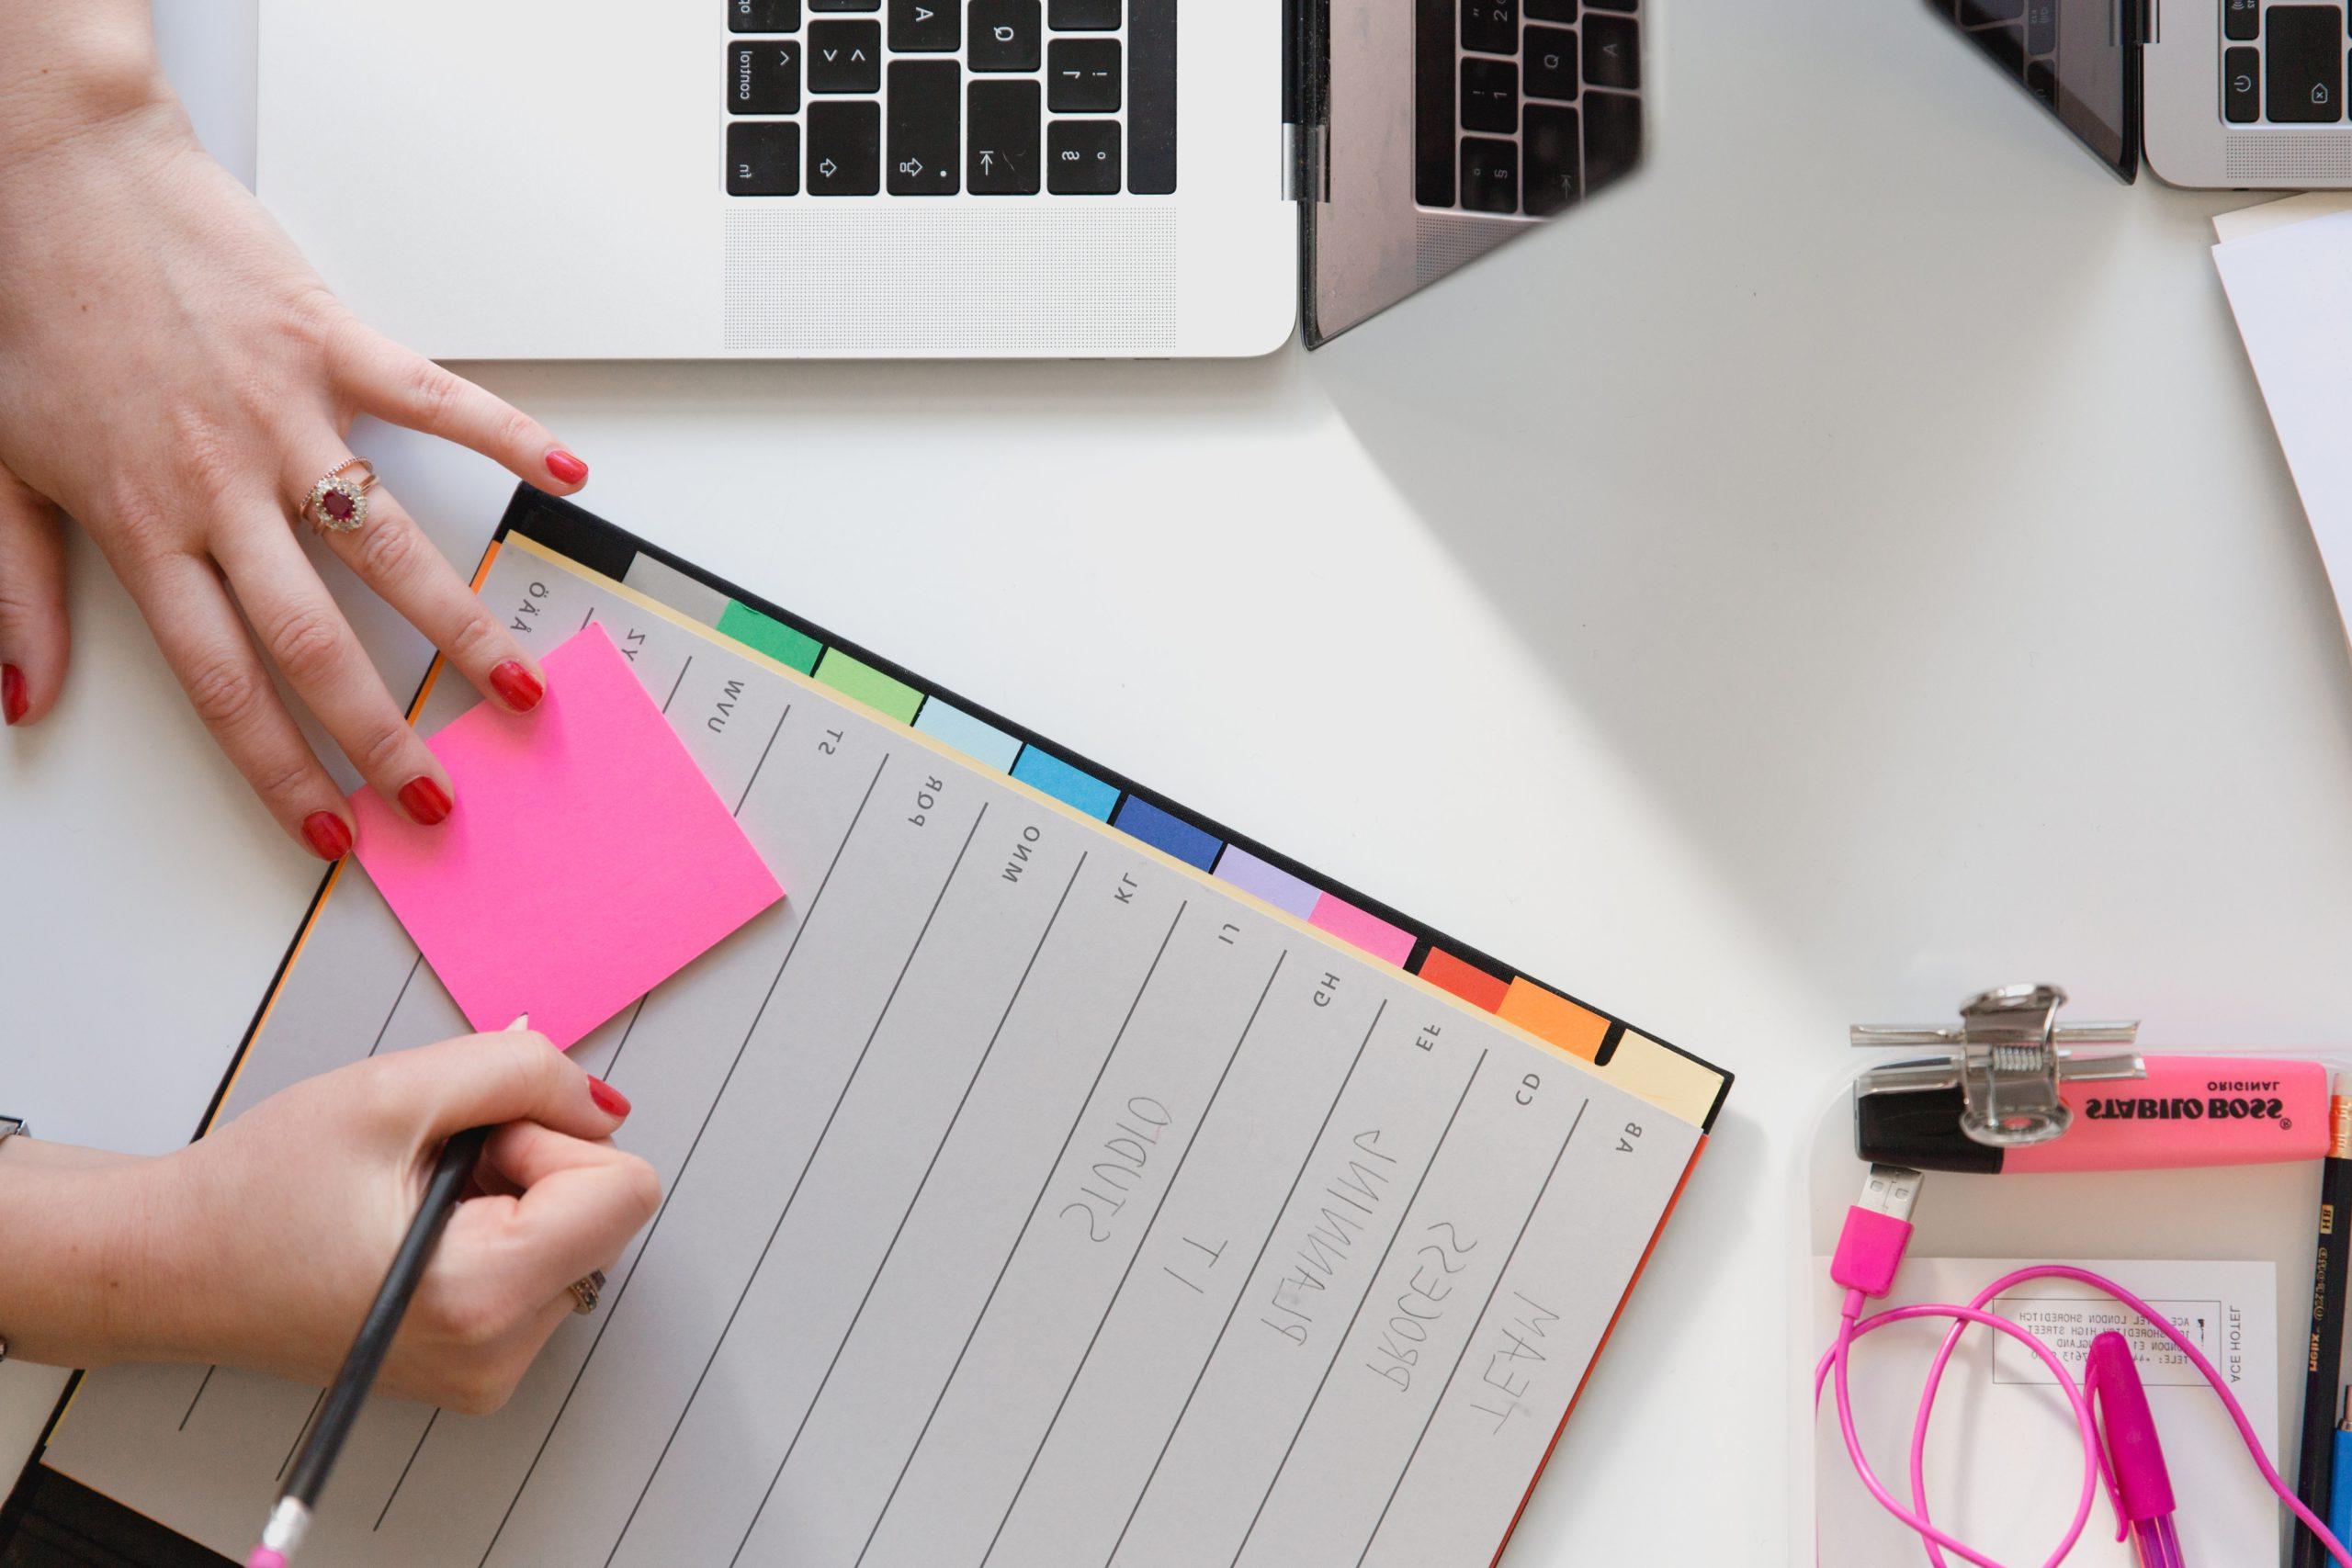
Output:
(1486, 1134), (1711, 1567)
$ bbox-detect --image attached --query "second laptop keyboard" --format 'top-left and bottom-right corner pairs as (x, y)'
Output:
(727, 0), (1175, 197)
(1416, 0), (1645, 220)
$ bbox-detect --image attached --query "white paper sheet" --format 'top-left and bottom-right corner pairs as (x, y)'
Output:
(2212, 191), (2352, 246)
(1813, 1257), (2278, 1567)
(2214, 206), (2352, 648)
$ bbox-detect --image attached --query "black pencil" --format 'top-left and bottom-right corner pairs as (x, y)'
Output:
(243, 1019), (520, 1568)
(2294, 1076), (2352, 1568)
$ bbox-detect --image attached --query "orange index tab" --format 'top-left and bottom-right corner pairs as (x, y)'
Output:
(1498, 977), (1610, 1061)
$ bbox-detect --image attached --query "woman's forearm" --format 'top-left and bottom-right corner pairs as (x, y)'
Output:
(0, 1135), (191, 1369)
(0, 1), (175, 164)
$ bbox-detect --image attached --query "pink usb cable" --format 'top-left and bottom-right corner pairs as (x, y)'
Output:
(1815, 1163), (2352, 1568)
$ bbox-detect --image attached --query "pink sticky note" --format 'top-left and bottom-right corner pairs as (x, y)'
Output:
(351, 623), (783, 1048)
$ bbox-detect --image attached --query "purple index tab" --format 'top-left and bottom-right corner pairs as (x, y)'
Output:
(1214, 844), (1319, 919)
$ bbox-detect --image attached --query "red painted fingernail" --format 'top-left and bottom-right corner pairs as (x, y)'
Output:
(2, 665), (25, 726)
(300, 811), (354, 861)
(587, 1077), (631, 1118)
(490, 660), (545, 712)
(544, 448), (589, 486)
(397, 775), (453, 826)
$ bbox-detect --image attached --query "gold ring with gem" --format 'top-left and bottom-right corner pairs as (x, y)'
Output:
(567, 1269), (605, 1315)
(299, 458), (378, 536)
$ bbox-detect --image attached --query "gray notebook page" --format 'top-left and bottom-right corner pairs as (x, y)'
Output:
(45, 536), (1704, 1568)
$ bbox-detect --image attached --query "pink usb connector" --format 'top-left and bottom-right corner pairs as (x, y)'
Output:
(1830, 1163), (1921, 1299)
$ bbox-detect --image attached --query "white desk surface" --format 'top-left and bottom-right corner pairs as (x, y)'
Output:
(9, 1), (2352, 1560)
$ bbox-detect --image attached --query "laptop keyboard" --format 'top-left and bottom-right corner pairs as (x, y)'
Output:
(2222, 1), (2346, 123)
(727, 0), (1175, 197)
(1416, 0), (1645, 219)
(1944, 0), (2352, 128)
(1940, 0), (2059, 109)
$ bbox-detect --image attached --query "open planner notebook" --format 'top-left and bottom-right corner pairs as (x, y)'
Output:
(39, 491), (1731, 1568)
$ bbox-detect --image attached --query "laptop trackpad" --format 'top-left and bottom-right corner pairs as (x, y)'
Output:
(723, 207), (1178, 355)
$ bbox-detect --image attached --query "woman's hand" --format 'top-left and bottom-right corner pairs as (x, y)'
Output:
(0, 6), (590, 859)
(0, 1030), (660, 1414)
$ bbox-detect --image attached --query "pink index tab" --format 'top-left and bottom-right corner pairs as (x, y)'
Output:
(1306, 892), (1415, 967)
(349, 624), (784, 1049)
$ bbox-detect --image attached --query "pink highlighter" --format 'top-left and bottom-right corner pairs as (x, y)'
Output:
(1857, 1055), (2331, 1173)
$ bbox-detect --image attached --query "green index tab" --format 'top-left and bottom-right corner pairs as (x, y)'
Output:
(716, 601), (821, 674)
(815, 648), (923, 725)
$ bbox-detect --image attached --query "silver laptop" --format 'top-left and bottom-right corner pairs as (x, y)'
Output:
(1932, 0), (2352, 185)
(255, 0), (1645, 357)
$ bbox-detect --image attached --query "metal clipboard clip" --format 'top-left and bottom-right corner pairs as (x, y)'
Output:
(1851, 984), (2146, 1149)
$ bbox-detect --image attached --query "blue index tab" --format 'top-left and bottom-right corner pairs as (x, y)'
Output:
(913, 697), (1023, 773)
(2332, 1427), (2352, 1548)
(1011, 747), (1119, 820)
(1114, 796), (1221, 871)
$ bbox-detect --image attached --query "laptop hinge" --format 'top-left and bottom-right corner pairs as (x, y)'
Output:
(1283, 0), (1329, 200)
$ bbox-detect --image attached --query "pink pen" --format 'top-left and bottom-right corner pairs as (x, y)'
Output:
(2088, 1330), (2187, 1568)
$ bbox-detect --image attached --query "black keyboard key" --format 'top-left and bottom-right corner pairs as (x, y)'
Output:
(971, 0), (1043, 69)
(1523, 103), (1579, 216)
(2025, 0), (2055, 54)
(890, 0), (961, 51)
(1048, 118), (1121, 192)
(808, 101), (881, 193)
(1417, 0), (1456, 206)
(1050, 0), (1121, 27)
(1461, 137), (1517, 212)
(809, 21), (882, 92)
(1586, 0), (1634, 8)
(2226, 44), (2261, 118)
(812, 0), (879, 10)
(1526, 26), (1577, 97)
(1973, 20), (2026, 75)
(968, 79), (1042, 191)
(888, 60), (961, 192)
(1958, 0), (2022, 18)
(1461, 59), (1519, 131)
(1130, 0), (1179, 193)
(1584, 13), (1640, 88)
(731, 0), (802, 29)
(1462, 0), (1518, 56)
(728, 121), (802, 195)
(1527, 0), (1575, 19)
(2267, 5), (2343, 119)
(2225, 0), (2260, 39)
(1049, 39), (1122, 111)
(729, 39), (801, 115)
(1584, 87), (1640, 192)
(2026, 56), (2056, 105)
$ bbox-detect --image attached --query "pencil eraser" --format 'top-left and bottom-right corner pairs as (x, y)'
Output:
(245, 1548), (287, 1568)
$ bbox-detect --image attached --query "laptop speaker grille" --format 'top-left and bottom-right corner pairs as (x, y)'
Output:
(2223, 135), (2352, 181)
(724, 208), (1177, 355)
(1413, 215), (1524, 288)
